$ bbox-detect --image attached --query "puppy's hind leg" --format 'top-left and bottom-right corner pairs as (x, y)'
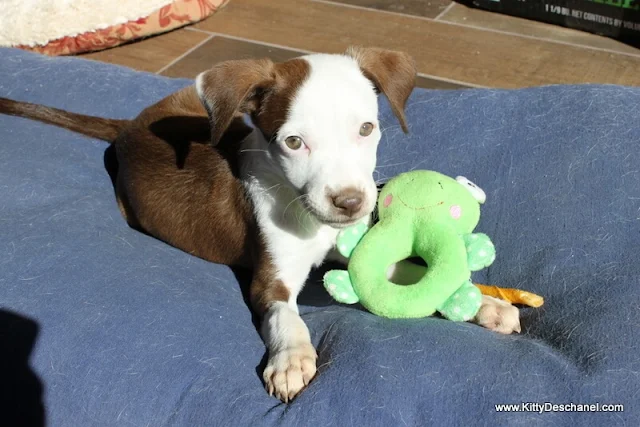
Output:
(388, 261), (521, 334)
(472, 295), (521, 334)
(115, 174), (141, 230)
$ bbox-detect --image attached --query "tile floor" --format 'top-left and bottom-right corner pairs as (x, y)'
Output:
(83, 0), (640, 89)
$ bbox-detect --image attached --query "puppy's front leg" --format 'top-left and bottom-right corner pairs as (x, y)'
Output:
(261, 302), (317, 402)
(250, 261), (316, 403)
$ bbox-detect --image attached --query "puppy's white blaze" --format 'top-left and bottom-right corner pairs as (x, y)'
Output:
(278, 54), (381, 220)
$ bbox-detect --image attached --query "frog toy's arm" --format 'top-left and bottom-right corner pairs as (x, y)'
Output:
(322, 220), (370, 305)
(463, 233), (496, 271)
(336, 220), (370, 258)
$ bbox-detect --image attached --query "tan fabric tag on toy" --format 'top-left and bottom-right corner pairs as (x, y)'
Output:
(474, 284), (544, 308)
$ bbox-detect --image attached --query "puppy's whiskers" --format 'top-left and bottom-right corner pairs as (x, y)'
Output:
(301, 207), (316, 233)
(282, 193), (308, 220)
(260, 183), (282, 196)
(295, 201), (314, 232)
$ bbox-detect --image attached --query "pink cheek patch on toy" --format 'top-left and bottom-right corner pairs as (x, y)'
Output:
(384, 194), (393, 208)
(450, 205), (462, 219)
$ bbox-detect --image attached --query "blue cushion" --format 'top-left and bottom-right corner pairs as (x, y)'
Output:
(1, 48), (638, 426)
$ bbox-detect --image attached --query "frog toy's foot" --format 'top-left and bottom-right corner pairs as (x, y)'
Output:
(323, 270), (360, 304)
(437, 280), (482, 321)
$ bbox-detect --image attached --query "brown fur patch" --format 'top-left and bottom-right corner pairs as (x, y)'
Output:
(197, 58), (276, 146)
(346, 46), (417, 133)
(111, 86), (256, 268)
(252, 59), (311, 139)
(251, 281), (291, 316)
(249, 238), (291, 316)
(196, 57), (310, 144)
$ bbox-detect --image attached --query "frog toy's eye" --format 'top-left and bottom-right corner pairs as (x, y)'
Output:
(456, 176), (486, 204)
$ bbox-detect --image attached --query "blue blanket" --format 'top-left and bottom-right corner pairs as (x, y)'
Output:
(0, 48), (638, 426)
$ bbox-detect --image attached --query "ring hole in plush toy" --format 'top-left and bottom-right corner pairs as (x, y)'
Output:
(386, 257), (428, 285)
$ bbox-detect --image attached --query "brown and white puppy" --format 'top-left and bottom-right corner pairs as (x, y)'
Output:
(0, 47), (520, 403)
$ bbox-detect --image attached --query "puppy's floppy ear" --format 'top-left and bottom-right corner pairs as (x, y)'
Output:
(196, 58), (276, 145)
(346, 46), (416, 133)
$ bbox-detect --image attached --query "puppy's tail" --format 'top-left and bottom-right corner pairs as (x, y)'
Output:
(0, 97), (129, 142)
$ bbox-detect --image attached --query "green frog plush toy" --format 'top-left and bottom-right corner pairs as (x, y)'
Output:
(323, 170), (497, 321)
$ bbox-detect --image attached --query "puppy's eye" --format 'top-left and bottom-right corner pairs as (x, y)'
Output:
(360, 122), (374, 137)
(284, 136), (303, 150)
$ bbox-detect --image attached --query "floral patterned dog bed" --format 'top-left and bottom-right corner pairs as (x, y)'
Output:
(1, 0), (228, 56)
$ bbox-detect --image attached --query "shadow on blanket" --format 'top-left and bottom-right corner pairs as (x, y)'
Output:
(0, 309), (45, 427)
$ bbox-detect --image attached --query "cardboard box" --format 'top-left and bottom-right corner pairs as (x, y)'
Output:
(470, 0), (640, 46)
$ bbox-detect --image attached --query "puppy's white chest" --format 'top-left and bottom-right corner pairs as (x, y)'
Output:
(269, 223), (338, 267)
(262, 221), (338, 296)
(308, 227), (341, 268)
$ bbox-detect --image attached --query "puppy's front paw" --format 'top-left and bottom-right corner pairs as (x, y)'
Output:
(473, 296), (521, 334)
(263, 343), (317, 402)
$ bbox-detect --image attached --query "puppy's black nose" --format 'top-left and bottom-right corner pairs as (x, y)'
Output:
(332, 190), (364, 217)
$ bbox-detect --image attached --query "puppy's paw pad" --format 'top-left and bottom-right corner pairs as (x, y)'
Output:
(263, 343), (317, 403)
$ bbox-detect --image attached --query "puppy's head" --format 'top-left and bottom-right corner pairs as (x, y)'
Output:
(196, 47), (416, 228)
